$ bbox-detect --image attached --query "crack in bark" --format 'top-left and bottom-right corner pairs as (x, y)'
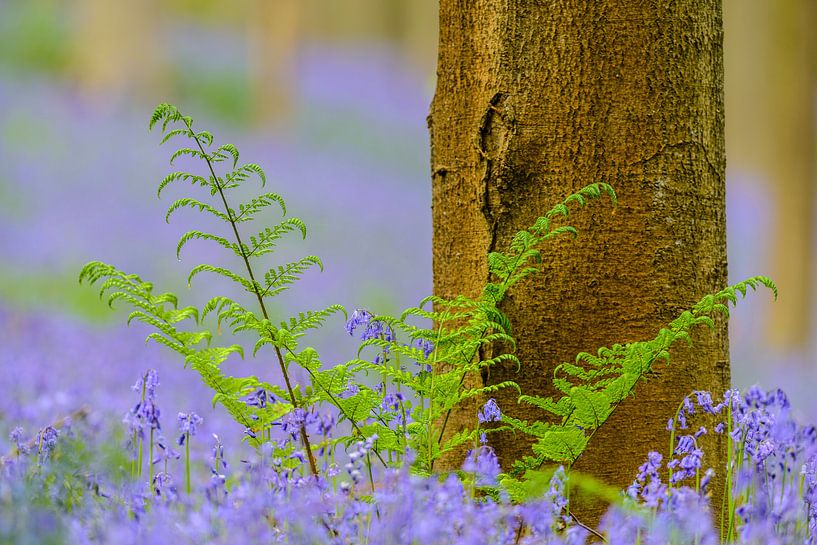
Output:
(475, 92), (517, 385)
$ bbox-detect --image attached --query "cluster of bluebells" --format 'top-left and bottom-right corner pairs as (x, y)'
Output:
(123, 369), (161, 449)
(345, 308), (395, 345)
(346, 307), (434, 373)
(5, 359), (817, 544)
(620, 386), (817, 544)
(462, 445), (501, 487)
(478, 398), (502, 424)
(177, 411), (203, 446)
(342, 434), (378, 491)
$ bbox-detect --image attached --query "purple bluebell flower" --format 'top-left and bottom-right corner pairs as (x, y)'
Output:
(670, 447), (703, 484)
(694, 390), (716, 414)
(629, 451), (666, 507)
(35, 426), (59, 462)
(462, 445), (501, 486)
(674, 435), (696, 455)
(345, 308), (372, 336)
(338, 382), (359, 399)
(152, 471), (177, 500)
(152, 434), (181, 465)
(211, 433), (227, 473)
(317, 413), (335, 436)
(478, 398), (501, 423)
(281, 408), (307, 441)
(414, 338), (434, 359)
(683, 396), (695, 415)
(177, 412), (203, 446)
(244, 388), (268, 409)
(344, 434), (378, 486)
(9, 427), (29, 456)
(381, 392), (403, 413)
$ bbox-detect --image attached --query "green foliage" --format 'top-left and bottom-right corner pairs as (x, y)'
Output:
(81, 104), (342, 460)
(80, 104), (775, 504)
(342, 183), (618, 472)
(504, 276), (777, 474)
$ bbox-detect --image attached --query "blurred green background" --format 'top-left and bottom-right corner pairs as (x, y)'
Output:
(0, 0), (815, 417)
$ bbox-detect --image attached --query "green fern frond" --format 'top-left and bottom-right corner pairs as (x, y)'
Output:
(169, 147), (212, 165)
(160, 127), (193, 145)
(232, 163), (267, 188)
(259, 256), (323, 298)
(187, 264), (256, 293)
(233, 192), (287, 223)
(176, 230), (239, 260)
(245, 218), (308, 259)
(213, 144), (239, 167)
(166, 197), (232, 224)
(149, 103), (182, 132)
(280, 305), (347, 337)
(157, 172), (210, 197)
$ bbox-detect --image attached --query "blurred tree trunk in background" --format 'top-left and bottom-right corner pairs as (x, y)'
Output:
(386, 0), (438, 77)
(71, 0), (163, 98)
(725, 0), (816, 351)
(429, 0), (730, 526)
(247, 0), (299, 127)
(300, 0), (437, 74)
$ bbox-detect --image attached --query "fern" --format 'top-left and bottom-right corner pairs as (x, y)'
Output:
(80, 104), (350, 476)
(337, 184), (616, 473)
(504, 275), (778, 474)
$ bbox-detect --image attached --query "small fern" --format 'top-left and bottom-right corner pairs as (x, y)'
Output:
(81, 104), (345, 476)
(341, 183), (618, 473)
(502, 275), (777, 475)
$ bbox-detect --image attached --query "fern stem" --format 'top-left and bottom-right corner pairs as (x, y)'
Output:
(287, 346), (388, 468)
(184, 119), (319, 478)
(435, 255), (517, 450)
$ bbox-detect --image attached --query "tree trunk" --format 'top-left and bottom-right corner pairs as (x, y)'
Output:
(71, 0), (163, 98)
(429, 0), (730, 526)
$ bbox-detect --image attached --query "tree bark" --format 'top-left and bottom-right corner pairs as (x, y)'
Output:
(429, 1), (730, 526)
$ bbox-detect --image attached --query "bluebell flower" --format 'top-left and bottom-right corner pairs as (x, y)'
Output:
(694, 390), (716, 414)
(244, 388), (268, 409)
(36, 425), (59, 462)
(317, 413), (335, 436)
(413, 338), (434, 359)
(338, 382), (359, 399)
(152, 434), (181, 465)
(151, 471), (177, 500)
(478, 398), (502, 423)
(462, 445), (501, 486)
(674, 435), (696, 455)
(345, 308), (372, 336)
(177, 412), (203, 446)
(9, 427), (29, 456)
(381, 392), (403, 413)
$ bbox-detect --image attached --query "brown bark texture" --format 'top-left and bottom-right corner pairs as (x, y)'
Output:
(429, 0), (730, 526)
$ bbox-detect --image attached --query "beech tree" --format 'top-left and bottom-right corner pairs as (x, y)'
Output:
(429, 1), (730, 522)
